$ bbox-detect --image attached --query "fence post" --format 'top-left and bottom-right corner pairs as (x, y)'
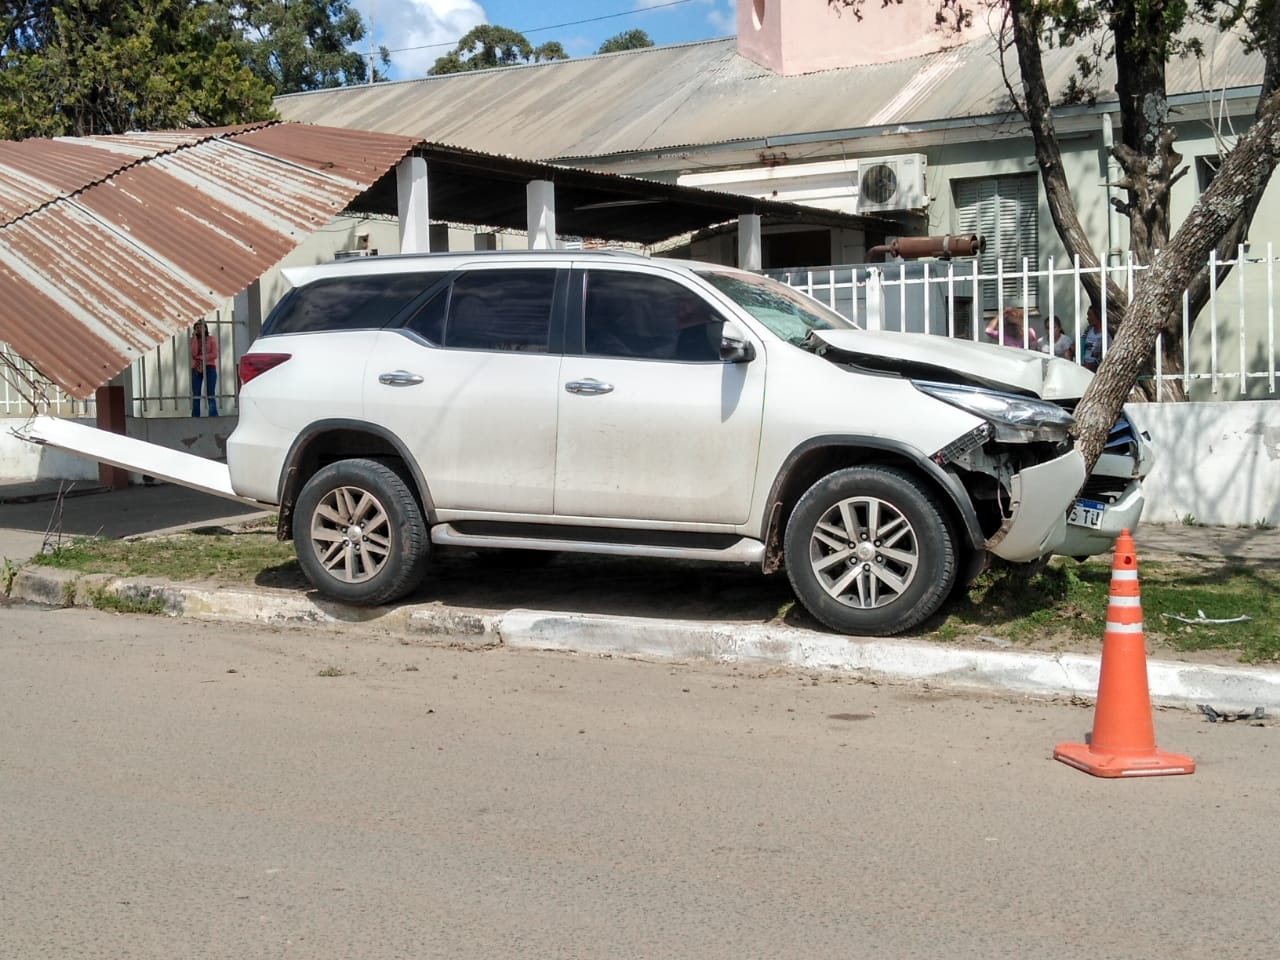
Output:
(1269, 242), (1276, 395)
(865, 268), (883, 330)
(1239, 243), (1249, 396)
(1209, 248), (1219, 395)
(94, 385), (129, 490)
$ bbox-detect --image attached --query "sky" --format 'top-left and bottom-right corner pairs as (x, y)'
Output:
(358, 0), (737, 79)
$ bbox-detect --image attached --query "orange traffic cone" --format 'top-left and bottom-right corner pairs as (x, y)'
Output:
(1054, 529), (1195, 778)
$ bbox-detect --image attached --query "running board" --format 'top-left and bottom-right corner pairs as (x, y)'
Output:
(431, 523), (766, 564)
(14, 415), (267, 507)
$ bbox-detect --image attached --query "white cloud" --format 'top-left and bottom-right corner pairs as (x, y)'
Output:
(706, 0), (735, 34)
(371, 0), (488, 78)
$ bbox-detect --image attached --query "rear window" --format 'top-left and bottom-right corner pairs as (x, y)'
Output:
(263, 274), (438, 335)
(444, 269), (556, 352)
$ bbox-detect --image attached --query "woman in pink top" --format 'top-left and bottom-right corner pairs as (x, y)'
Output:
(984, 306), (1039, 350)
(191, 320), (219, 417)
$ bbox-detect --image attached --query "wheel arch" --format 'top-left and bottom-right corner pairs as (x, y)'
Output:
(276, 419), (435, 540)
(760, 436), (985, 574)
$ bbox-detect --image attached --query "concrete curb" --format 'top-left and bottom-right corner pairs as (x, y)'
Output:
(9, 567), (1280, 711)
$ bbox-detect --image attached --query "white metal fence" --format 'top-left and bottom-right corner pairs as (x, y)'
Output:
(5, 248), (1280, 416)
(771, 245), (1280, 401)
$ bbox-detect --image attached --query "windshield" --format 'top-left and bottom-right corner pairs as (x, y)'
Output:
(697, 269), (858, 345)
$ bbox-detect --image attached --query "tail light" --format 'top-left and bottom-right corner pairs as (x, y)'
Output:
(239, 352), (291, 387)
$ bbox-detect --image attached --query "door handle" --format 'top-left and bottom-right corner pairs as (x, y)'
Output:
(564, 378), (614, 395)
(378, 370), (424, 386)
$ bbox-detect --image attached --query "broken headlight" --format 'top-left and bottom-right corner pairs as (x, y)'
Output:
(913, 381), (1074, 443)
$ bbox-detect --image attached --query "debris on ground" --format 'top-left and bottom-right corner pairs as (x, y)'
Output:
(1197, 704), (1267, 724)
(978, 635), (1013, 649)
(1162, 610), (1253, 626)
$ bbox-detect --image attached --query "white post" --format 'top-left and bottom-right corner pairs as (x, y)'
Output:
(527, 180), (557, 250)
(738, 214), (762, 271)
(396, 155), (430, 253)
(865, 267), (883, 330)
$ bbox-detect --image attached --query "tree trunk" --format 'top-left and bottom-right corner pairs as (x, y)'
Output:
(1111, 2), (1178, 262)
(1075, 88), (1280, 470)
(1008, 2), (1126, 321)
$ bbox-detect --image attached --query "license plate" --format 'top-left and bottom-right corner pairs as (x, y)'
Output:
(1067, 498), (1106, 529)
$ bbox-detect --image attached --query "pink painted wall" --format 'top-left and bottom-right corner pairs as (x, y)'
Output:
(737, 0), (981, 76)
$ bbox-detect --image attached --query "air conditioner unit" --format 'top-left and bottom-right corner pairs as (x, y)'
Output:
(856, 154), (928, 214)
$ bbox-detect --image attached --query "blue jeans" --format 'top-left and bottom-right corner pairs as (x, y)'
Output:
(192, 366), (218, 417)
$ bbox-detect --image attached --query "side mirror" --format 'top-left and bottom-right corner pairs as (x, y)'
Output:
(719, 320), (756, 363)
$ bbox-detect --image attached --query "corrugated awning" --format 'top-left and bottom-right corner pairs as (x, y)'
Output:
(0, 121), (874, 401)
(0, 122), (421, 400)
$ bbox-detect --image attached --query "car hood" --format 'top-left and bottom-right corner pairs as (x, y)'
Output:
(809, 329), (1094, 401)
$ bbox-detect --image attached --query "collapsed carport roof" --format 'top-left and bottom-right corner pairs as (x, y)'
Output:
(350, 140), (875, 242)
(0, 121), (873, 401)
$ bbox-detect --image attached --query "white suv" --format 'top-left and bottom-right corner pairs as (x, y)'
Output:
(228, 250), (1149, 636)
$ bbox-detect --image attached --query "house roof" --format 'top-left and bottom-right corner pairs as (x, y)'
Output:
(274, 28), (1265, 165)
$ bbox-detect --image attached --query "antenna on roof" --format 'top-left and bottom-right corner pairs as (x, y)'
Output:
(368, 0), (376, 85)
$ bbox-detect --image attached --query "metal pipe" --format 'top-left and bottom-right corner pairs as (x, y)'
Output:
(1102, 113), (1121, 267)
(866, 234), (986, 262)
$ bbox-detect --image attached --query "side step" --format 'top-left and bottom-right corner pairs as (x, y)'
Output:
(431, 522), (766, 564)
(14, 415), (266, 506)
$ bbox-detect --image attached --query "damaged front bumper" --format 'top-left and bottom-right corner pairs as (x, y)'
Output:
(1058, 478), (1145, 558)
(986, 449), (1087, 562)
(984, 411), (1151, 563)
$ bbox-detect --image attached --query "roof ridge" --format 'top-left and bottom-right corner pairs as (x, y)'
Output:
(273, 37), (737, 99)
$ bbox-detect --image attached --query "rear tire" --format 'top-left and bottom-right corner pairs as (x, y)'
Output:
(784, 465), (956, 636)
(293, 458), (430, 606)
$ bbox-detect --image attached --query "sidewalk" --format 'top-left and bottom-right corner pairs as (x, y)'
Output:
(4, 481), (1279, 711)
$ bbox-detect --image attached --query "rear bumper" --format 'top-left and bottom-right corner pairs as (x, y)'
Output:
(226, 407), (289, 505)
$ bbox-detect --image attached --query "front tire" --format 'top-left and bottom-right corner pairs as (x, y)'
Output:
(784, 465), (956, 636)
(293, 458), (430, 606)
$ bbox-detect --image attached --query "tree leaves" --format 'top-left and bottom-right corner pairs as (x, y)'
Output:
(0, 0), (387, 139)
(429, 24), (570, 75)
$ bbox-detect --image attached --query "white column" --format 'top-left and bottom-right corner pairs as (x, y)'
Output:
(396, 155), (430, 253)
(738, 213), (762, 271)
(527, 180), (557, 250)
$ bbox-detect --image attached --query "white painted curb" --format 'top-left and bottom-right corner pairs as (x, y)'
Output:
(10, 568), (1280, 711)
(497, 609), (1280, 711)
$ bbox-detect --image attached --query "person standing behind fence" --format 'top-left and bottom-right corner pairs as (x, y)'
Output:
(1045, 315), (1074, 360)
(985, 306), (1039, 350)
(1081, 306), (1104, 371)
(191, 320), (219, 417)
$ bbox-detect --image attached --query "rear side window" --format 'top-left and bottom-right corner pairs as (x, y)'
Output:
(445, 269), (555, 353)
(264, 274), (436, 335)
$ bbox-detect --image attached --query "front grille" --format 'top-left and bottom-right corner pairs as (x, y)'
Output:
(1079, 475), (1130, 504)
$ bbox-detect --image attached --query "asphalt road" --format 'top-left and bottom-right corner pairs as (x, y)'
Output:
(2, 605), (1277, 960)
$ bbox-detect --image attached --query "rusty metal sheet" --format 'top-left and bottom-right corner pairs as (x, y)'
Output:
(0, 122), (420, 399)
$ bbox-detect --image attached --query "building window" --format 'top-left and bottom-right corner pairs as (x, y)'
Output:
(954, 174), (1039, 314)
(1196, 155), (1221, 193)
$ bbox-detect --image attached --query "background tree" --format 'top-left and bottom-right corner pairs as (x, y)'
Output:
(429, 24), (569, 75)
(832, 0), (1280, 469)
(597, 29), (654, 54)
(223, 0), (391, 91)
(0, 0), (387, 138)
(0, 0), (276, 138)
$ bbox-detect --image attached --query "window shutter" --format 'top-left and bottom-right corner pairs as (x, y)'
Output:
(954, 175), (1038, 314)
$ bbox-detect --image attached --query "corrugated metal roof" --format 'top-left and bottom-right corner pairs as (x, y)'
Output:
(0, 120), (876, 400)
(0, 122), (419, 399)
(274, 27), (1265, 162)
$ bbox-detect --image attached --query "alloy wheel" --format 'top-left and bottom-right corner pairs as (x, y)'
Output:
(808, 495), (920, 609)
(309, 485), (393, 584)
